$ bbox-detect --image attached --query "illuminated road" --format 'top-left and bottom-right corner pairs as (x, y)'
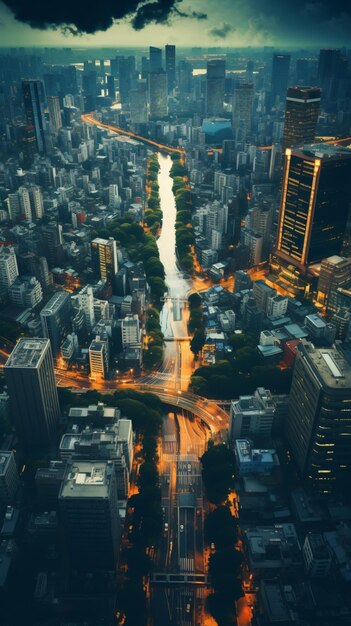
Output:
(82, 112), (184, 156)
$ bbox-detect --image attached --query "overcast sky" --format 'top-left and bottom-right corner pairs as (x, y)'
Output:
(0, 0), (350, 48)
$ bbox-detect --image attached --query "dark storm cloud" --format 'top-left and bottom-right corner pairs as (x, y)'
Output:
(244, 0), (351, 38)
(1, 0), (207, 34)
(208, 22), (236, 39)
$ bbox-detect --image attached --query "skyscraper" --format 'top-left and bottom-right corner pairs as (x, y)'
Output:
(47, 95), (62, 131)
(148, 70), (168, 119)
(282, 86), (321, 149)
(59, 460), (119, 568)
(317, 255), (351, 310)
(91, 237), (118, 287)
(22, 79), (47, 154)
(271, 54), (291, 103)
(149, 46), (162, 73)
(4, 338), (60, 448)
(232, 82), (254, 139)
(165, 44), (176, 93)
(129, 80), (148, 124)
(317, 49), (341, 100)
(40, 290), (72, 357)
(286, 341), (351, 491)
(276, 144), (351, 272)
(206, 59), (225, 117)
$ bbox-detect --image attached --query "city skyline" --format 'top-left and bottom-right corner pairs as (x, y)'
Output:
(0, 0), (350, 47)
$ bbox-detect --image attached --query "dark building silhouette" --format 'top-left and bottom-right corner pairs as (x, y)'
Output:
(282, 86), (321, 149)
(22, 79), (47, 154)
(59, 460), (120, 569)
(206, 59), (225, 117)
(5, 339), (60, 448)
(165, 44), (176, 93)
(271, 54), (291, 103)
(40, 290), (72, 357)
(149, 46), (162, 73)
(286, 341), (351, 491)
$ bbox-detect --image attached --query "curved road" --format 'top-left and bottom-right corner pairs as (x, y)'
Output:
(82, 112), (185, 156)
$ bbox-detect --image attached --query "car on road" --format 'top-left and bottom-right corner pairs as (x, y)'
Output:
(164, 522), (169, 532)
(180, 524), (184, 532)
(196, 508), (201, 517)
(186, 602), (191, 614)
(187, 463), (191, 472)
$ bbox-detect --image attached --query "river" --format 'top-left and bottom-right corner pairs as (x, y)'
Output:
(157, 153), (192, 341)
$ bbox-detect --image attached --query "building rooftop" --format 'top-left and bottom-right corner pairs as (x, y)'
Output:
(305, 532), (330, 560)
(40, 290), (69, 316)
(5, 338), (49, 369)
(296, 143), (351, 159)
(246, 523), (301, 570)
(260, 579), (291, 623)
(60, 461), (113, 499)
(0, 451), (14, 477)
(305, 313), (326, 329)
(291, 489), (326, 524)
(299, 340), (351, 389)
(236, 440), (277, 466)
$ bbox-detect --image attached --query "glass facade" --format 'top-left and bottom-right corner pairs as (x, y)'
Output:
(277, 146), (351, 270)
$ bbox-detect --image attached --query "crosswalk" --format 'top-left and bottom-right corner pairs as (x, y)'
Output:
(179, 557), (194, 572)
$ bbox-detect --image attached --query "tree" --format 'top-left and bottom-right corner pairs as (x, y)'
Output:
(143, 344), (163, 369)
(208, 549), (244, 598)
(147, 276), (166, 300)
(201, 444), (236, 504)
(190, 329), (206, 355)
(206, 593), (237, 626)
(204, 506), (239, 549)
(188, 292), (202, 308)
(189, 375), (207, 395)
(145, 316), (161, 333)
(235, 346), (260, 373)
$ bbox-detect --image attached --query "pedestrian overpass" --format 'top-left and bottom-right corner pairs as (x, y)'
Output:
(151, 573), (209, 585)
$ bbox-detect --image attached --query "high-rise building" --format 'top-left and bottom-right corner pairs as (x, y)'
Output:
(47, 95), (62, 131)
(121, 314), (141, 349)
(282, 86), (321, 149)
(206, 59), (225, 117)
(91, 237), (118, 287)
(317, 49), (341, 99)
(22, 79), (47, 154)
(4, 339), (60, 448)
(20, 125), (36, 166)
(286, 340), (351, 491)
(165, 44), (176, 93)
(119, 56), (135, 104)
(276, 144), (351, 272)
(317, 255), (351, 310)
(40, 290), (72, 357)
(89, 335), (109, 379)
(0, 451), (19, 507)
(232, 82), (254, 139)
(42, 221), (64, 266)
(149, 46), (162, 73)
(148, 70), (168, 118)
(271, 54), (291, 103)
(0, 246), (18, 297)
(108, 184), (120, 209)
(129, 80), (148, 124)
(29, 185), (44, 219)
(59, 460), (119, 569)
